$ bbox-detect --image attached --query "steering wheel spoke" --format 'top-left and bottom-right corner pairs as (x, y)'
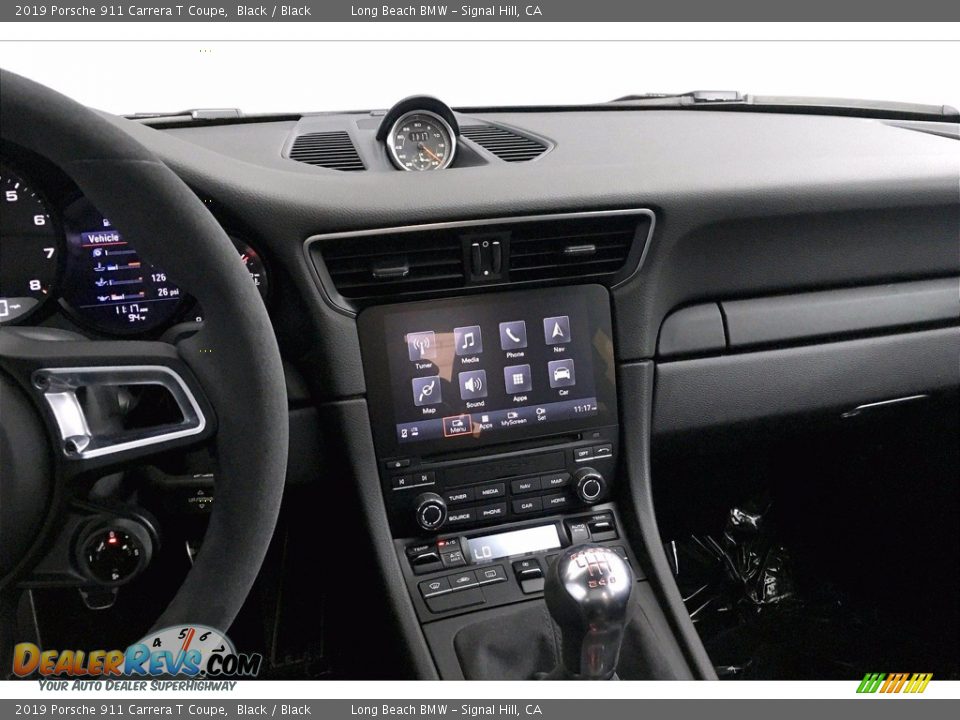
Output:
(0, 328), (215, 475)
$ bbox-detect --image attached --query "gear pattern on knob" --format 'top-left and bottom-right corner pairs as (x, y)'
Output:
(544, 544), (634, 680)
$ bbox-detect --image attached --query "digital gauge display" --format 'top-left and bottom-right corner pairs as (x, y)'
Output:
(59, 196), (184, 334)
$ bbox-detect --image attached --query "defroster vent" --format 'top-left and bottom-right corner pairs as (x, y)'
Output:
(460, 124), (548, 162)
(289, 131), (365, 171)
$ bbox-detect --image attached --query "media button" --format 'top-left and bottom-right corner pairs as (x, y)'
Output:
(504, 364), (532, 394)
(443, 414), (473, 437)
(412, 376), (442, 406)
(406, 331), (437, 361)
(544, 316), (571, 345)
(548, 359), (576, 388)
(499, 320), (528, 350)
(476, 483), (505, 500)
(458, 369), (488, 400)
(454, 325), (483, 356)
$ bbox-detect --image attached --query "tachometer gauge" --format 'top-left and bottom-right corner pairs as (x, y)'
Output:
(0, 162), (62, 324)
(387, 111), (457, 171)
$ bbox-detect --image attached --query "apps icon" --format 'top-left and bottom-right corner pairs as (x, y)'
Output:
(412, 376), (442, 406)
(499, 320), (527, 350)
(406, 331), (436, 361)
(504, 364), (532, 394)
(459, 369), (488, 400)
(548, 359), (576, 388)
(454, 325), (482, 355)
(543, 316), (571, 345)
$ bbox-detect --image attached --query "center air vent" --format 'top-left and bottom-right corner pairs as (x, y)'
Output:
(309, 210), (652, 310)
(318, 231), (464, 301)
(289, 131), (365, 171)
(460, 125), (549, 162)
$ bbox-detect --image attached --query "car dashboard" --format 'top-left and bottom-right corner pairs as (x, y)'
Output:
(2, 94), (958, 681)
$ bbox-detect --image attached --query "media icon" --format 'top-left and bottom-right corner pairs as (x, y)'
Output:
(459, 369), (488, 400)
(412, 376), (442, 406)
(498, 320), (527, 350)
(543, 316), (571, 345)
(504, 364), (532, 394)
(454, 325), (483, 356)
(548, 359), (576, 388)
(406, 331), (437, 361)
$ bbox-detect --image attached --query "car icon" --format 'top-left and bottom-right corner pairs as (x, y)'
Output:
(553, 367), (571, 381)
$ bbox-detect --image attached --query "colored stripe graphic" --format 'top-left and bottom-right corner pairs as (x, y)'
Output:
(857, 672), (932, 693)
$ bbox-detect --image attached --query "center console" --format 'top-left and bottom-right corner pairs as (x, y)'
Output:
(358, 284), (649, 678)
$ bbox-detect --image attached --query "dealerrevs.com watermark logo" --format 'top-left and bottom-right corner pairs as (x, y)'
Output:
(857, 673), (933, 694)
(13, 625), (262, 689)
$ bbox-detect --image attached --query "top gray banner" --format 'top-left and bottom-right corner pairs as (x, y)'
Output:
(4, 0), (960, 22)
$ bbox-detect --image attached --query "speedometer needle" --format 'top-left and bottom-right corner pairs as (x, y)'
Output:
(418, 143), (442, 163)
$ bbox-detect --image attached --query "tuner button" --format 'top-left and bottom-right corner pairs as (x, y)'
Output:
(414, 492), (448, 531)
(574, 468), (606, 505)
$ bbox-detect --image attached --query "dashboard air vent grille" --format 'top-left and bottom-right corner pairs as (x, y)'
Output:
(508, 215), (639, 282)
(319, 231), (464, 300)
(460, 125), (548, 162)
(289, 131), (365, 171)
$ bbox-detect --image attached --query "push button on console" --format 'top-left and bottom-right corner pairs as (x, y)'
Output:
(443, 487), (475, 505)
(478, 503), (507, 521)
(512, 497), (543, 514)
(540, 472), (571, 490)
(476, 483), (505, 500)
(511, 477), (541, 494)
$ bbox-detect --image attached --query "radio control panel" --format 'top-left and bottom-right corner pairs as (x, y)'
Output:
(382, 426), (618, 535)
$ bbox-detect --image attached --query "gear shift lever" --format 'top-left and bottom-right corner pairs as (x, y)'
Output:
(542, 544), (634, 680)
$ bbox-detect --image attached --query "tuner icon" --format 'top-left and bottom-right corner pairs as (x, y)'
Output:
(406, 331), (437, 361)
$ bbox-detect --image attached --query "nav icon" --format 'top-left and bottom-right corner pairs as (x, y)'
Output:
(543, 316), (571, 345)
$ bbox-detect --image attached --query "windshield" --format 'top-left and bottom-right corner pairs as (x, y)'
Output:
(0, 40), (956, 114)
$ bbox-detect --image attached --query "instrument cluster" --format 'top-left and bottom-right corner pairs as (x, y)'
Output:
(0, 149), (269, 336)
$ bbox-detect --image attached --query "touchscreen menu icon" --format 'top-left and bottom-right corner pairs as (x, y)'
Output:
(406, 331), (436, 361)
(504, 364), (532, 394)
(544, 316), (571, 345)
(454, 325), (482, 355)
(412, 376), (442, 406)
(499, 321), (527, 350)
(548, 359), (576, 388)
(459, 369), (488, 400)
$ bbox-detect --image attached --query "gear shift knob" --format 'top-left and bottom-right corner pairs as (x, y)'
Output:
(543, 544), (634, 680)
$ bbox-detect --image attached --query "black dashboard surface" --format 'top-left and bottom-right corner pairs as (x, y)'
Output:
(89, 107), (959, 401)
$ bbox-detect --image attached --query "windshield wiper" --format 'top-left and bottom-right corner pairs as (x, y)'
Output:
(608, 91), (959, 121)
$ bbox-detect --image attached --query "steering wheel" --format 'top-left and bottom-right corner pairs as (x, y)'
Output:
(0, 69), (289, 634)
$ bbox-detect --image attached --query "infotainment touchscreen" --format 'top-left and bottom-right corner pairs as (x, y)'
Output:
(357, 284), (617, 458)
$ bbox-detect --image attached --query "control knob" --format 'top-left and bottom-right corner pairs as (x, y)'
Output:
(414, 492), (448, 531)
(76, 518), (153, 586)
(573, 467), (606, 505)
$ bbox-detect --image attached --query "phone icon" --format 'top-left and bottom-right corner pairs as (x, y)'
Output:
(499, 321), (527, 350)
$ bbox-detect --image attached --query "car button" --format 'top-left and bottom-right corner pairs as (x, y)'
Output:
(512, 497), (543, 514)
